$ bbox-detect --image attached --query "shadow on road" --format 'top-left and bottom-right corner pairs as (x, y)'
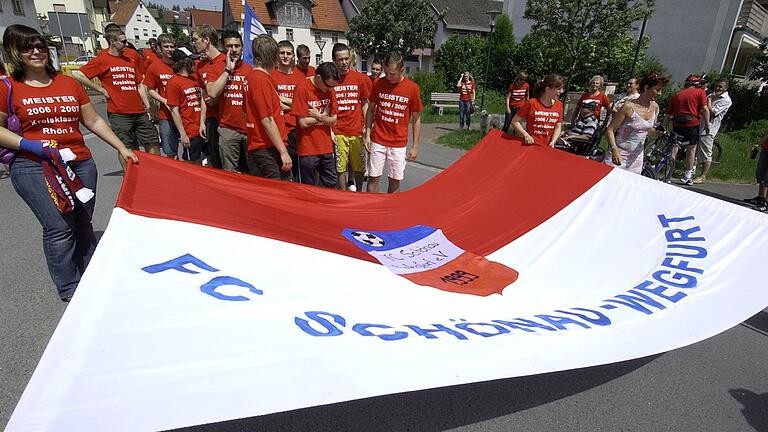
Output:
(173, 355), (659, 432)
(103, 170), (125, 177)
(729, 388), (768, 431)
(742, 310), (768, 337)
(687, 187), (751, 207)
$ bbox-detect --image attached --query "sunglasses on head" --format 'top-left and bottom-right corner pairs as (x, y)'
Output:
(21, 43), (49, 54)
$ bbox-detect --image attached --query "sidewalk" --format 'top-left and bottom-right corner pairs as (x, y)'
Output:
(415, 123), (761, 207)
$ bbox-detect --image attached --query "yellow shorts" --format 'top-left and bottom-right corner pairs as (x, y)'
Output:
(334, 134), (365, 173)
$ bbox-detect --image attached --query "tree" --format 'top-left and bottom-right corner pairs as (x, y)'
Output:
(172, 4), (181, 11)
(749, 38), (768, 81)
(170, 18), (185, 44)
(433, 35), (486, 89)
(524, 0), (654, 91)
(488, 14), (516, 92)
(346, 0), (436, 60)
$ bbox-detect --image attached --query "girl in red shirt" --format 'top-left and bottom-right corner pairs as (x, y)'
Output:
(166, 49), (206, 162)
(0, 25), (137, 302)
(455, 71), (475, 130)
(503, 72), (529, 132)
(511, 74), (564, 147)
(574, 75), (611, 123)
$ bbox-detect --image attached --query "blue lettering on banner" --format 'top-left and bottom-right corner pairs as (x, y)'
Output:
(141, 253), (261, 301)
(292, 214), (711, 341)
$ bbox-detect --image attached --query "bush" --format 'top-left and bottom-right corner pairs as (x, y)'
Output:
(711, 119), (768, 182)
(409, 70), (447, 105)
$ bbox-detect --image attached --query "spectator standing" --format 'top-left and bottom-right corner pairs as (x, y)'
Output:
(368, 58), (383, 82)
(503, 72), (529, 132)
(143, 34), (179, 159)
(745, 135), (768, 212)
(456, 71), (475, 130)
(271, 40), (301, 177)
(291, 62), (339, 187)
(0, 24), (137, 301)
(511, 74), (564, 147)
(295, 44), (316, 77)
(331, 43), (371, 191)
(605, 71), (668, 174)
(191, 24), (224, 168)
(612, 77), (640, 112)
(693, 80), (732, 184)
(73, 27), (160, 166)
(364, 52), (422, 194)
(166, 48), (206, 163)
(664, 74), (711, 185)
(206, 30), (252, 172)
(574, 75), (611, 123)
(244, 35), (292, 179)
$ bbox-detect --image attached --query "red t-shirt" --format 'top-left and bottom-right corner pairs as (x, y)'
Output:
(271, 68), (302, 131)
(166, 74), (203, 139)
(244, 69), (287, 152)
(79, 50), (144, 114)
(295, 65), (316, 77)
(577, 91), (611, 119)
(517, 98), (564, 147)
(291, 78), (337, 156)
(331, 70), (372, 136)
(0, 75), (92, 160)
(209, 60), (252, 134)
(124, 48), (145, 78)
(666, 86), (708, 128)
(142, 60), (174, 120)
(508, 82), (529, 108)
(370, 77), (423, 148)
(459, 81), (474, 101)
(196, 52), (226, 120)
(142, 49), (160, 71)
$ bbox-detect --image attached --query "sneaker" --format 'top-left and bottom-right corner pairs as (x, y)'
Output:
(692, 177), (705, 184)
(348, 184), (356, 192)
(743, 196), (765, 206)
(679, 177), (693, 186)
(755, 202), (768, 212)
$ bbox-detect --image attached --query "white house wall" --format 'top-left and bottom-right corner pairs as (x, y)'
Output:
(268, 27), (347, 65)
(123, 2), (164, 48)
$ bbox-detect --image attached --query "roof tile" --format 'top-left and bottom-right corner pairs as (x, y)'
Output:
(227, 0), (349, 32)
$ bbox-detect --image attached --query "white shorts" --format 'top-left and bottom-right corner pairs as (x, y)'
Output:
(367, 142), (407, 180)
(696, 134), (715, 162)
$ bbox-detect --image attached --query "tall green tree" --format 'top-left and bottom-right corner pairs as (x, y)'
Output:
(434, 35), (486, 89)
(524, 0), (654, 91)
(749, 37), (768, 81)
(488, 14), (516, 91)
(346, 0), (436, 59)
(170, 18), (185, 44)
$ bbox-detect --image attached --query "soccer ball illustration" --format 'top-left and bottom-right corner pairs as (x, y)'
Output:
(351, 231), (385, 248)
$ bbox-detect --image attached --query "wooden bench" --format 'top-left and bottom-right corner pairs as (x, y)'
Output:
(430, 92), (460, 115)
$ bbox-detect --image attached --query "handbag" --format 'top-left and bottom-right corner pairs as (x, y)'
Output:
(469, 103), (476, 115)
(1, 77), (22, 165)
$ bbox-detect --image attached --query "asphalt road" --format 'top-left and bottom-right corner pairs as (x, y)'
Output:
(1, 99), (767, 432)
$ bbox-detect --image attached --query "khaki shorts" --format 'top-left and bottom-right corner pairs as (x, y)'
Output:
(334, 134), (365, 173)
(367, 142), (406, 180)
(107, 112), (160, 150)
(696, 134), (715, 162)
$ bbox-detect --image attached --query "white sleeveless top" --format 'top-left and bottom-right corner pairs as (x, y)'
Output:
(616, 107), (656, 152)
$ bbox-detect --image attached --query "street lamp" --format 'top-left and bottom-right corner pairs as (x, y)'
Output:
(480, 10), (501, 112)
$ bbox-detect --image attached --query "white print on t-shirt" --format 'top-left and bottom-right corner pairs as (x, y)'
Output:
(335, 84), (361, 112)
(223, 75), (246, 106)
(20, 95), (80, 135)
(377, 92), (410, 124)
(109, 65), (137, 91)
(183, 86), (202, 112)
(532, 110), (559, 135)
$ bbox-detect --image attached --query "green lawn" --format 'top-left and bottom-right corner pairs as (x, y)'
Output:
(433, 120), (768, 183)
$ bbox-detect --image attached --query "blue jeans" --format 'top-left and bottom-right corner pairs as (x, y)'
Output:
(10, 157), (98, 300)
(459, 100), (472, 128)
(159, 119), (180, 157)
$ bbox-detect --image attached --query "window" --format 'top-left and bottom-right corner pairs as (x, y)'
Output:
(152, 29), (157, 37)
(134, 28), (140, 40)
(143, 29), (149, 37)
(361, 59), (367, 72)
(286, 28), (294, 41)
(315, 54), (321, 65)
(331, 33), (338, 44)
(314, 31), (321, 41)
(266, 28), (273, 37)
(145, 15), (150, 22)
(12, 0), (24, 15)
(53, 4), (66, 12)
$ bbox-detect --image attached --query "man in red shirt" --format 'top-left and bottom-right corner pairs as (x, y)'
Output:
(244, 35), (292, 180)
(331, 42), (371, 191)
(295, 44), (316, 77)
(142, 38), (160, 71)
(664, 74), (711, 185)
(503, 71), (529, 132)
(143, 34), (179, 159)
(73, 28), (160, 165)
(368, 58), (383, 82)
(364, 52), (422, 194)
(271, 40), (302, 177)
(291, 62), (339, 187)
(192, 24), (224, 168)
(166, 48), (206, 162)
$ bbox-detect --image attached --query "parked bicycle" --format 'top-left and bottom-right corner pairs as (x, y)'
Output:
(642, 129), (682, 182)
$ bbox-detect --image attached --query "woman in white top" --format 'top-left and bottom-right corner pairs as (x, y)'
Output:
(605, 71), (670, 174)
(611, 77), (640, 113)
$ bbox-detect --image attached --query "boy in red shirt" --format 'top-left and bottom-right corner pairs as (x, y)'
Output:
(244, 35), (292, 180)
(206, 30), (252, 172)
(503, 71), (529, 132)
(291, 62), (339, 187)
(73, 28), (160, 165)
(192, 24), (224, 168)
(271, 40), (301, 176)
(664, 74), (711, 185)
(142, 38), (160, 70)
(166, 48), (206, 162)
(142, 34), (179, 159)
(331, 42), (371, 191)
(295, 44), (316, 77)
(364, 52), (422, 194)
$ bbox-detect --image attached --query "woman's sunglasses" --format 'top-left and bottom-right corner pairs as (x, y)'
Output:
(21, 43), (49, 54)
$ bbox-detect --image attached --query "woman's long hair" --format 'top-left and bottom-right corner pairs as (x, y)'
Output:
(2, 25), (57, 82)
(533, 74), (564, 98)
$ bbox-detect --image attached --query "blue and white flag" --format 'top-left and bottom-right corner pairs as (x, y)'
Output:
(241, 1), (266, 66)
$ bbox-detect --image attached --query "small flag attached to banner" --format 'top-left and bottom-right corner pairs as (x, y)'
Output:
(242, 0), (266, 66)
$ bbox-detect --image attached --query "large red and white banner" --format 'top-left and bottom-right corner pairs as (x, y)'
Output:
(7, 131), (768, 431)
